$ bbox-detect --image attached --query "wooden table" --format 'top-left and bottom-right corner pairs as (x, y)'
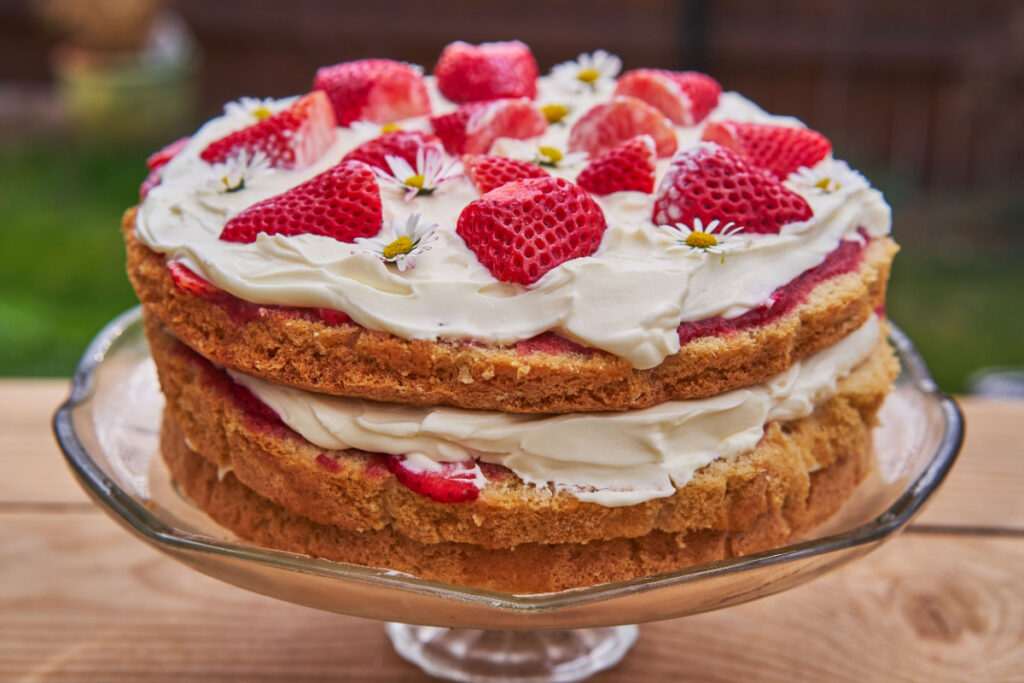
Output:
(1, 380), (1021, 681)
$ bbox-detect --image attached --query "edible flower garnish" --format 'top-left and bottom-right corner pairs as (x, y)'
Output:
(200, 150), (272, 193)
(540, 103), (570, 124)
(551, 50), (622, 92)
(496, 140), (587, 170)
(373, 146), (461, 201)
(786, 159), (869, 195)
(223, 97), (282, 124)
(661, 218), (745, 263)
(357, 213), (438, 271)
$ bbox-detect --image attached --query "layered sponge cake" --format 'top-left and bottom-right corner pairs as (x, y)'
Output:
(126, 41), (898, 593)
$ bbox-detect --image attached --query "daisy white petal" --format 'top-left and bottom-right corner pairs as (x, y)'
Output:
(785, 159), (870, 196)
(356, 213), (439, 271)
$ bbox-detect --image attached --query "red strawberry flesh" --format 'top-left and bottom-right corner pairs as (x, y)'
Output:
(652, 143), (812, 234)
(313, 59), (431, 126)
(615, 70), (721, 126)
(431, 98), (547, 155)
(463, 154), (549, 194)
(701, 120), (832, 180)
(219, 160), (382, 243)
(385, 454), (482, 503)
(200, 91), (336, 170)
(457, 176), (607, 286)
(342, 130), (442, 171)
(435, 40), (539, 103)
(568, 96), (677, 158)
(576, 135), (657, 195)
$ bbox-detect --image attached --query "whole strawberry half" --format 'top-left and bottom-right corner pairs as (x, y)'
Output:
(431, 98), (547, 155)
(615, 70), (721, 126)
(463, 154), (548, 194)
(702, 120), (831, 180)
(140, 136), (191, 199)
(200, 91), (336, 170)
(457, 176), (607, 286)
(342, 130), (442, 171)
(385, 454), (482, 503)
(434, 40), (539, 103)
(576, 135), (657, 195)
(652, 143), (812, 234)
(220, 161), (382, 243)
(313, 59), (431, 126)
(568, 96), (677, 158)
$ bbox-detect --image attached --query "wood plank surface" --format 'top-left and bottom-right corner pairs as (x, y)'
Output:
(0, 512), (1021, 681)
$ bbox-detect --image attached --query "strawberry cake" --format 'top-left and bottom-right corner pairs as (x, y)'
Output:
(125, 41), (899, 593)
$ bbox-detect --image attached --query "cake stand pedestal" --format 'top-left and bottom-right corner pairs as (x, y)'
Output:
(385, 623), (638, 682)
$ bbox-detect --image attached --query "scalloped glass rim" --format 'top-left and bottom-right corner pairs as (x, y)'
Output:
(54, 307), (963, 627)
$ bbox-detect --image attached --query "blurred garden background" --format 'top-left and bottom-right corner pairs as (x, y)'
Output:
(0, 0), (1021, 393)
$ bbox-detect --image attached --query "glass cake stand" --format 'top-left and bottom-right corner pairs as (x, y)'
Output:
(54, 307), (963, 682)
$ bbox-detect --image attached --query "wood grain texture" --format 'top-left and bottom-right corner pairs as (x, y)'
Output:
(0, 513), (1021, 681)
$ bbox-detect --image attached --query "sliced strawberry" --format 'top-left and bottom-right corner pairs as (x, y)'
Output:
(140, 136), (191, 199)
(701, 120), (831, 180)
(576, 135), (656, 195)
(167, 261), (220, 298)
(463, 154), (548, 194)
(568, 96), (677, 158)
(200, 91), (336, 170)
(434, 40), (538, 103)
(316, 308), (352, 326)
(342, 130), (442, 171)
(139, 169), (162, 200)
(431, 98), (546, 155)
(313, 59), (431, 126)
(615, 70), (721, 126)
(219, 161), (382, 243)
(147, 136), (190, 171)
(385, 454), (482, 503)
(457, 176), (607, 286)
(652, 143), (812, 234)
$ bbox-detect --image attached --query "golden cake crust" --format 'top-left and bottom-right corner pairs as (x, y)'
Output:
(147, 314), (896, 550)
(124, 207), (897, 414)
(161, 410), (872, 593)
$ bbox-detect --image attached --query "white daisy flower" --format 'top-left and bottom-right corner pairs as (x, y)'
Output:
(223, 97), (285, 125)
(373, 146), (462, 201)
(495, 139), (588, 170)
(356, 213), (439, 271)
(661, 218), (745, 262)
(350, 121), (407, 138)
(199, 150), (273, 193)
(551, 50), (622, 92)
(786, 159), (870, 195)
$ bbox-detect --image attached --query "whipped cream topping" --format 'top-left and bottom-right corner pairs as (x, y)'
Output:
(135, 75), (890, 369)
(230, 315), (882, 507)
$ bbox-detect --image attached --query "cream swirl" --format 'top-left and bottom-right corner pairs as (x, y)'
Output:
(135, 78), (890, 369)
(230, 315), (882, 507)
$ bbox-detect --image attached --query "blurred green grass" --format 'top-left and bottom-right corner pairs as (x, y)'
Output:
(0, 141), (1021, 392)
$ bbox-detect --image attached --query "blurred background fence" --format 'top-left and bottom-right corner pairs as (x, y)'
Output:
(1, 0), (1021, 391)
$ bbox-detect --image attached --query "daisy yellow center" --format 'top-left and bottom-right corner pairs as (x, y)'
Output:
(252, 106), (273, 121)
(577, 66), (601, 83)
(538, 146), (563, 164)
(383, 236), (414, 259)
(381, 123), (402, 133)
(541, 103), (569, 124)
(404, 174), (426, 189)
(685, 232), (718, 249)
(814, 177), (835, 191)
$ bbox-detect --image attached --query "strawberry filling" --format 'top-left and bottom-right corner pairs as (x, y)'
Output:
(677, 237), (868, 346)
(167, 234), (869, 357)
(171, 333), (489, 502)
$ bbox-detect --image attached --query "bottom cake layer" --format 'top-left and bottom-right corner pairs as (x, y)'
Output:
(161, 408), (873, 594)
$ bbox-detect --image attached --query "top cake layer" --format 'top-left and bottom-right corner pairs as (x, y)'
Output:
(133, 44), (891, 372)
